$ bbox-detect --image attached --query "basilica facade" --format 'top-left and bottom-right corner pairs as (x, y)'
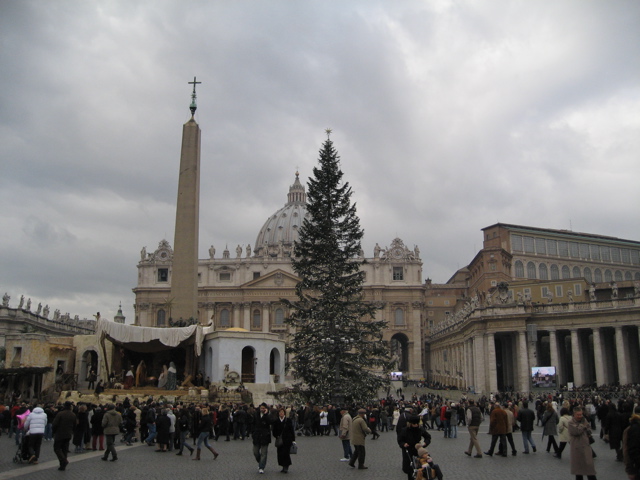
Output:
(133, 173), (425, 382)
(132, 175), (640, 394)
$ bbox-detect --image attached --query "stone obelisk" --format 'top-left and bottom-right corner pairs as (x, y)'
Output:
(170, 78), (201, 323)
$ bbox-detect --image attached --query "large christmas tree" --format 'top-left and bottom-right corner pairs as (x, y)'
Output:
(284, 131), (391, 404)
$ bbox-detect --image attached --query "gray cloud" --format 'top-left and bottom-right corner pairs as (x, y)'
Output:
(1, 0), (639, 320)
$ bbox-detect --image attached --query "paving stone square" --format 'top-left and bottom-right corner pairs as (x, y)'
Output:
(0, 422), (625, 480)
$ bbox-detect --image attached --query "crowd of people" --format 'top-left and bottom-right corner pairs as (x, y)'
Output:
(2, 384), (639, 479)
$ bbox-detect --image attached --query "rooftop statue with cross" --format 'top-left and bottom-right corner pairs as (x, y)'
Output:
(189, 76), (201, 117)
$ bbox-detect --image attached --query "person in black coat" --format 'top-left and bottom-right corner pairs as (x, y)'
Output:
(154, 409), (171, 452)
(175, 407), (194, 455)
(123, 406), (137, 446)
(253, 403), (273, 473)
(90, 406), (105, 451)
(398, 416), (431, 480)
(272, 408), (295, 473)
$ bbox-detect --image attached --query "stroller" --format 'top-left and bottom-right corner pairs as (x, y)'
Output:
(13, 434), (31, 464)
(404, 447), (439, 480)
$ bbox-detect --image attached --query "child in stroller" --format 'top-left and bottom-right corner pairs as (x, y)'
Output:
(415, 445), (444, 480)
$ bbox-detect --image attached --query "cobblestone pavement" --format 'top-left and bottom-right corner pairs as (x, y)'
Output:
(0, 424), (625, 480)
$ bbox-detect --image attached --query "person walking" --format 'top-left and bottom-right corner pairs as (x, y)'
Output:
(555, 407), (572, 459)
(193, 407), (219, 460)
(24, 405), (47, 464)
(542, 403), (560, 455)
(253, 403), (272, 473)
(568, 406), (597, 480)
(144, 404), (157, 446)
(623, 406), (640, 480)
(348, 408), (371, 470)
(176, 407), (194, 456)
(272, 407), (295, 473)
(123, 405), (137, 446)
(398, 415), (430, 480)
(101, 403), (121, 461)
(52, 402), (77, 471)
(517, 401), (537, 454)
(464, 399), (483, 458)
(339, 407), (353, 462)
(484, 403), (508, 457)
(90, 406), (105, 451)
(504, 405), (518, 455)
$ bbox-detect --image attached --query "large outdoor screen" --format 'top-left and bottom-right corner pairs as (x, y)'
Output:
(531, 366), (556, 388)
(390, 371), (403, 381)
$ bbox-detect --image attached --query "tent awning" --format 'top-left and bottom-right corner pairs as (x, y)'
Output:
(96, 318), (213, 356)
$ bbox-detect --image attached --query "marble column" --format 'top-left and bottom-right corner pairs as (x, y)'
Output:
(262, 302), (270, 333)
(518, 331), (530, 392)
(570, 329), (584, 387)
(473, 335), (486, 393)
(615, 326), (629, 385)
(548, 329), (559, 381)
(486, 333), (498, 393)
(592, 328), (605, 386)
(242, 303), (250, 330)
(411, 308), (422, 379)
(466, 340), (473, 390)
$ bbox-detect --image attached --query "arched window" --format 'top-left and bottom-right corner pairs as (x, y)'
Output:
(394, 308), (404, 326)
(157, 309), (166, 327)
(572, 266), (581, 278)
(594, 269), (602, 283)
(562, 265), (570, 279)
(584, 267), (592, 283)
(604, 270), (612, 282)
(635, 272), (640, 281)
(614, 270), (623, 281)
(527, 262), (537, 279)
(220, 308), (230, 327)
(625, 271), (632, 281)
(539, 263), (548, 280)
(515, 261), (524, 278)
(550, 264), (559, 280)
(253, 309), (261, 328)
(274, 308), (284, 325)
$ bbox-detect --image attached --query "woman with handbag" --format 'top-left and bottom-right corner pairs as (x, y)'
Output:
(272, 408), (295, 473)
(568, 406), (597, 480)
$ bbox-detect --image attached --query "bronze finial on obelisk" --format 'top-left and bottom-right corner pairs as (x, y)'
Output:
(188, 76), (201, 117)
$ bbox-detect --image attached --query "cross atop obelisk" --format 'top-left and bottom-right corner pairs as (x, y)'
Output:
(189, 76), (202, 117)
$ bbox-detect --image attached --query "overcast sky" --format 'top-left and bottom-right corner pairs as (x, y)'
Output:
(1, 0), (639, 322)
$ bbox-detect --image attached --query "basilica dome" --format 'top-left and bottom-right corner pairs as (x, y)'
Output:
(254, 172), (309, 258)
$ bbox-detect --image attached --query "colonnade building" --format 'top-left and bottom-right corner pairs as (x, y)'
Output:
(428, 223), (640, 393)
